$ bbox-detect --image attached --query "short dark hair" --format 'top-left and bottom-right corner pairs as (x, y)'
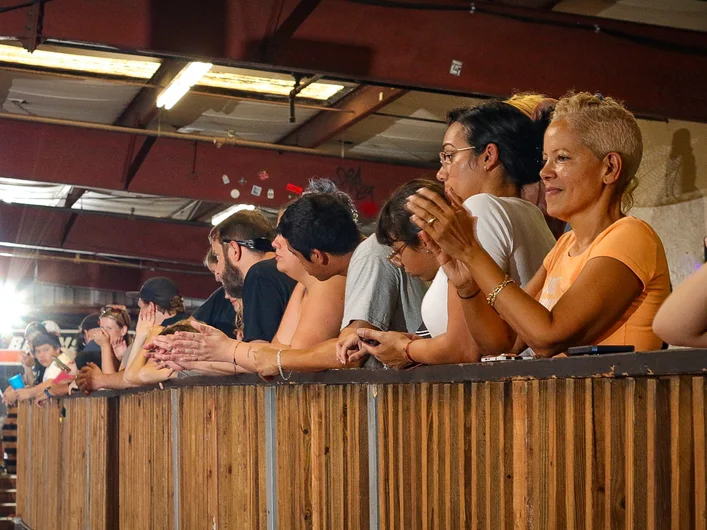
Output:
(448, 101), (549, 188)
(278, 194), (360, 260)
(209, 210), (275, 254)
(31, 332), (61, 351)
(377, 179), (446, 248)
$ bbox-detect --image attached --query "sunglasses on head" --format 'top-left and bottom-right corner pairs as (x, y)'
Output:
(221, 237), (274, 252)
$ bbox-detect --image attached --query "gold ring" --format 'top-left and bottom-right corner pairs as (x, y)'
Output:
(427, 216), (437, 226)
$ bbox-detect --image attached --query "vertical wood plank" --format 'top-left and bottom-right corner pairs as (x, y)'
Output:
(633, 380), (649, 530)
(512, 381), (528, 530)
(625, 379), (636, 530)
(695, 377), (707, 530)
(470, 383), (481, 530)
(564, 379), (576, 530)
(548, 379), (558, 530)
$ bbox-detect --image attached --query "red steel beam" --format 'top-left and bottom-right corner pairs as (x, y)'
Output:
(0, 120), (432, 217)
(0, 255), (215, 299)
(0, 1), (705, 121)
(0, 202), (212, 265)
(279, 85), (407, 147)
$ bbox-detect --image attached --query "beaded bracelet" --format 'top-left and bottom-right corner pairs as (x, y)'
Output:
(277, 349), (292, 380)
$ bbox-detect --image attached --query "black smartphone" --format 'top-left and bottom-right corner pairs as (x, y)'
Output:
(567, 345), (635, 356)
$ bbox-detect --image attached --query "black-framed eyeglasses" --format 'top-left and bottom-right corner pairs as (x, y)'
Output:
(386, 243), (408, 268)
(439, 145), (475, 165)
(221, 237), (274, 252)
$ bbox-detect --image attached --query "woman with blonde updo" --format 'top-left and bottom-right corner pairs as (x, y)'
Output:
(408, 92), (671, 356)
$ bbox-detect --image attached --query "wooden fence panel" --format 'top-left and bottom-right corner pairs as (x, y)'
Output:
(213, 385), (267, 529)
(177, 385), (267, 530)
(16, 403), (30, 523)
(276, 384), (369, 530)
(118, 391), (173, 530)
(13, 370), (707, 529)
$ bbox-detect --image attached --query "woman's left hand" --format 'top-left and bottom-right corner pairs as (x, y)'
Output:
(357, 329), (418, 369)
(407, 187), (481, 262)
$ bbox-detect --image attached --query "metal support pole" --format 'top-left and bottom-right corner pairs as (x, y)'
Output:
(85, 401), (91, 530)
(171, 390), (180, 530)
(367, 385), (380, 530)
(264, 387), (278, 530)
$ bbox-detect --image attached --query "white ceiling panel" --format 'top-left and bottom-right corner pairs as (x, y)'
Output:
(71, 189), (196, 219)
(177, 100), (320, 143)
(2, 76), (140, 124)
(0, 178), (71, 207)
(319, 91), (489, 164)
(553, 0), (707, 32)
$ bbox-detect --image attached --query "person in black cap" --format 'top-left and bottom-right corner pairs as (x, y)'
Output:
(75, 313), (102, 370)
(129, 277), (189, 328)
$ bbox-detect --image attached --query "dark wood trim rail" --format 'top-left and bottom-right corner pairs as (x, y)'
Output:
(14, 349), (707, 529)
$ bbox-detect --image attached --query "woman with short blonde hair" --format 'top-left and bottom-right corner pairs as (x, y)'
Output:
(409, 92), (670, 357)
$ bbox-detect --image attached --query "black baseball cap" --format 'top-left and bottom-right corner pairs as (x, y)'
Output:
(128, 277), (180, 307)
(80, 313), (101, 332)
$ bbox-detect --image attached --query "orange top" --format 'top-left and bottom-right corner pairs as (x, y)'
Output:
(538, 217), (670, 351)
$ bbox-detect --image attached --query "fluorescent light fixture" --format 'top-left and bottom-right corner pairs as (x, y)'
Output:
(0, 284), (29, 335)
(198, 69), (345, 101)
(211, 204), (256, 226)
(157, 62), (213, 110)
(0, 43), (161, 79)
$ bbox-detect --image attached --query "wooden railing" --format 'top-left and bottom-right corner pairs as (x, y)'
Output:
(15, 349), (707, 529)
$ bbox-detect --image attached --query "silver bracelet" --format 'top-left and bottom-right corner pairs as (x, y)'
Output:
(276, 349), (292, 380)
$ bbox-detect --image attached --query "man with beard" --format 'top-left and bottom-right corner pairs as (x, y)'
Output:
(191, 249), (238, 337)
(209, 210), (296, 342)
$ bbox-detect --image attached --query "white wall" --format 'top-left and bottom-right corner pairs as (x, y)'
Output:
(631, 118), (707, 285)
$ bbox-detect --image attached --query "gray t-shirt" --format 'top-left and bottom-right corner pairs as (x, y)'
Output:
(342, 235), (427, 335)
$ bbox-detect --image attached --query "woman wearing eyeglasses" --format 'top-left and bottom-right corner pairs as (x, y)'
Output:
(407, 92), (670, 358)
(349, 100), (556, 367)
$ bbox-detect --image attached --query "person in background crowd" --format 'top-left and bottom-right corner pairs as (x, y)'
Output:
(76, 279), (187, 394)
(208, 210), (296, 342)
(405, 92), (670, 356)
(353, 101), (556, 366)
(191, 249), (238, 337)
(18, 321), (48, 387)
(97, 306), (132, 373)
(148, 182), (349, 373)
(36, 314), (102, 404)
(243, 182), (427, 375)
(3, 333), (75, 404)
(506, 93), (568, 239)
(74, 313), (102, 370)
(653, 264), (707, 347)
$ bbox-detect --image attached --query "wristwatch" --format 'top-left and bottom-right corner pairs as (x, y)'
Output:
(44, 388), (53, 399)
